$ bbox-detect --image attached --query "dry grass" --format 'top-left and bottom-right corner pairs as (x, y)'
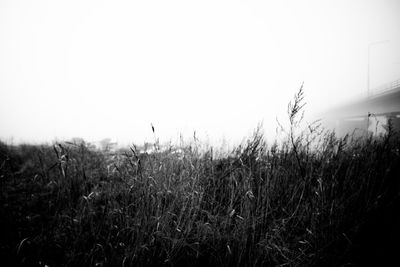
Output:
(1, 90), (399, 266)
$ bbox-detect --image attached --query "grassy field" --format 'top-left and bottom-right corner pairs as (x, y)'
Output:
(1, 93), (400, 266)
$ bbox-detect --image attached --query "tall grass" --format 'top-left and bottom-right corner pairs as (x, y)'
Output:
(1, 89), (399, 266)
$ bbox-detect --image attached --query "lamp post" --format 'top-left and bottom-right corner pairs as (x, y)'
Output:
(367, 40), (389, 98)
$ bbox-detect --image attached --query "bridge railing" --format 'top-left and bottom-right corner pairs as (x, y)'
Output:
(372, 79), (400, 96)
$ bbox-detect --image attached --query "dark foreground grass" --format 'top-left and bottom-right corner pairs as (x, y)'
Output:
(1, 94), (400, 266)
(1, 130), (399, 267)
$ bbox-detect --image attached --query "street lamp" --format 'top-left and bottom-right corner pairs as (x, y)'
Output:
(367, 40), (389, 98)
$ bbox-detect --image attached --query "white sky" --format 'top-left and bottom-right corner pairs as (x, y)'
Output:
(1, 0), (400, 145)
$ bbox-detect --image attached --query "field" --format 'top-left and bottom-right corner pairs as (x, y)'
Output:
(1, 93), (400, 266)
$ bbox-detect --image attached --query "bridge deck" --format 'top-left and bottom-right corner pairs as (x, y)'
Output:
(321, 83), (400, 136)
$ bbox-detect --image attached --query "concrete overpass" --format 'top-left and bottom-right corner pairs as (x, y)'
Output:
(321, 79), (400, 137)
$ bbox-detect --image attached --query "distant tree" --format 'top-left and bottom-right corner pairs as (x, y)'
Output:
(99, 138), (112, 151)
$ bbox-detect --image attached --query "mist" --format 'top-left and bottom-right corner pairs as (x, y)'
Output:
(1, 0), (400, 146)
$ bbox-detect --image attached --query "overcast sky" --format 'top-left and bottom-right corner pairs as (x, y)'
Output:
(1, 0), (400, 145)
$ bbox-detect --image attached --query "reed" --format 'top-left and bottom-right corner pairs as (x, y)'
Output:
(1, 89), (399, 266)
